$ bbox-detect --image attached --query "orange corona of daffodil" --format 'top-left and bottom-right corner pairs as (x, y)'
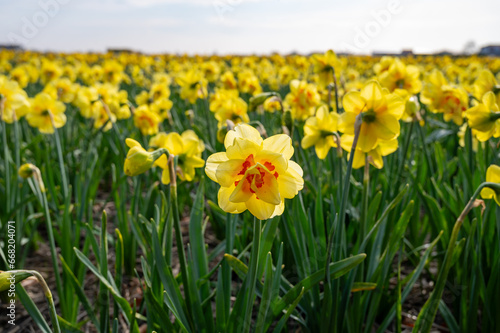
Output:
(205, 124), (304, 220)
(301, 105), (339, 159)
(338, 80), (404, 153)
(466, 91), (500, 141)
(480, 165), (500, 206)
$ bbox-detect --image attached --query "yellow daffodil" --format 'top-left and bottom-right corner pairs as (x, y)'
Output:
(149, 130), (205, 184)
(237, 70), (262, 96)
(133, 105), (161, 136)
(214, 97), (250, 127)
(338, 80), (404, 153)
(176, 69), (207, 104)
(311, 50), (341, 86)
(220, 71), (238, 90)
(421, 69), (468, 125)
(0, 76), (30, 123)
(124, 138), (166, 176)
(205, 124), (304, 220)
(301, 105), (339, 159)
(473, 70), (500, 105)
(480, 165), (500, 206)
(465, 91), (500, 141)
(378, 58), (422, 94)
(263, 97), (282, 113)
(26, 92), (66, 134)
(341, 135), (398, 169)
(284, 80), (321, 121)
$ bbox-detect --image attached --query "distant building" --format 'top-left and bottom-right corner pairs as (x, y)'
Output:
(0, 44), (23, 51)
(479, 45), (500, 56)
(107, 48), (137, 54)
(401, 49), (413, 56)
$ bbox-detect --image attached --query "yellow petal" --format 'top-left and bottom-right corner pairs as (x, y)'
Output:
(486, 164), (500, 183)
(245, 196), (277, 220)
(205, 152), (229, 183)
(219, 184), (247, 213)
(372, 114), (400, 140)
(226, 137), (262, 160)
(216, 159), (245, 187)
(263, 134), (294, 160)
(342, 91), (365, 114)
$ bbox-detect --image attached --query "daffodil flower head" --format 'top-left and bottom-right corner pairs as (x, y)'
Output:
(339, 80), (404, 153)
(481, 165), (500, 206)
(18, 163), (37, 179)
(206, 124), (304, 220)
(149, 131), (205, 184)
(301, 105), (339, 159)
(124, 138), (166, 177)
(466, 91), (500, 142)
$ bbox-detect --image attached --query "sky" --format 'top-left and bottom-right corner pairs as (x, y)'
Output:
(0, 0), (499, 55)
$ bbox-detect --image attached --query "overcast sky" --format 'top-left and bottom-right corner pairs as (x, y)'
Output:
(1, 0), (499, 55)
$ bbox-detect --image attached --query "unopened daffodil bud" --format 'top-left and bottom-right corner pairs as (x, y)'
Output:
(0, 271), (32, 293)
(124, 138), (167, 176)
(18, 163), (36, 179)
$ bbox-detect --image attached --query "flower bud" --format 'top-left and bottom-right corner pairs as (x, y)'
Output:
(124, 138), (166, 176)
(18, 163), (36, 179)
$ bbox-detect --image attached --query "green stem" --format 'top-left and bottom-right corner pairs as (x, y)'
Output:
(414, 182), (500, 332)
(40, 182), (65, 320)
(52, 124), (69, 200)
(416, 121), (435, 178)
(1, 120), (11, 211)
(169, 156), (195, 330)
(30, 270), (61, 333)
(392, 121), (414, 196)
(360, 156), (370, 244)
(243, 218), (262, 333)
(321, 113), (362, 332)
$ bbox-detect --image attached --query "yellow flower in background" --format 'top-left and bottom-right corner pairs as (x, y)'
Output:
(473, 70), (500, 105)
(480, 165), (500, 206)
(177, 69), (207, 104)
(466, 91), (500, 141)
(378, 58), (422, 94)
(26, 92), (66, 134)
(0, 76), (30, 123)
(263, 97), (282, 113)
(238, 70), (262, 96)
(10, 66), (30, 88)
(421, 69), (468, 125)
(311, 50), (341, 86)
(124, 138), (166, 176)
(220, 71), (238, 90)
(133, 105), (161, 136)
(205, 124), (304, 220)
(284, 80), (321, 121)
(150, 130), (205, 184)
(43, 77), (79, 104)
(341, 135), (398, 169)
(214, 97), (250, 127)
(40, 59), (62, 85)
(73, 86), (99, 118)
(301, 105), (339, 159)
(338, 80), (404, 153)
